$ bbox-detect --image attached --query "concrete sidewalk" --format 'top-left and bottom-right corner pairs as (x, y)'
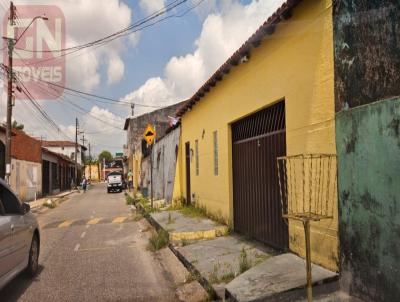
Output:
(147, 208), (339, 301)
(28, 189), (78, 209)
(150, 210), (229, 241)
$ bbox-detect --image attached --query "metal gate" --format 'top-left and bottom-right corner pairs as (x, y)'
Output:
(232, 101), (288, 250)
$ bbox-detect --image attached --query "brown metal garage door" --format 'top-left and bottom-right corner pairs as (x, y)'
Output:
(232, 101), (288, 250)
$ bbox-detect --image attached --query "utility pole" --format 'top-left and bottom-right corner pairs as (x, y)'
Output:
(4, 1), (16, 184)
(80, 132), (87, 176)
(131, 103), (135, 117)
(75, 118), (78, 187)
(88, 143), (92, 180)
(3, 3), (47, 184)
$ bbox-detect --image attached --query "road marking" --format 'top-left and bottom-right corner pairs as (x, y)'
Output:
(74, 244), (80, 252)
(58, 220), (74, 228)
(87, 218), (102, 225)
(80, 232), (86, 238)
(112, 217), (127, 224)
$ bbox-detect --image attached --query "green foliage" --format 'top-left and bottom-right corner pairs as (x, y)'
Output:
(219, 271), (235, 284)
(181, 238), (190, 246)
(239, 247), (252, 274)
(208, 262), (220, 284)
(179, 204), (228, 226)
(148, 229), (169, 251)
(12, 120), (24, 131)
(98, 150), (113, 163)
(43, 200), (56, 209)
(125, 193), (134, 205)
(167, 212), (175, 224)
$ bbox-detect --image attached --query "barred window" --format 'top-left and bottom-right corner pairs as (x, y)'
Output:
(195, 140), (199, 176)
(213, 131), (218, 176)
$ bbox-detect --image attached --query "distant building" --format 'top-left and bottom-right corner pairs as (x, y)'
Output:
(123, 102), (185, 194)
(42, 140), (87, 166)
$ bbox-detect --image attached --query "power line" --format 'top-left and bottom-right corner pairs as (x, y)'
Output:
(15, 0), (191, 54)
(14, 0), (206, 65)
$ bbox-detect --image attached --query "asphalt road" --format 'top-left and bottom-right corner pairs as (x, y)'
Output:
(1, 184), (177, 302)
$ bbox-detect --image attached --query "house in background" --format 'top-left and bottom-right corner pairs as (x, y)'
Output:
(141, 125), (180, 201)
(41, 148), (75, 196)
(123, 101), (185, 195)
(174, 0), (338, 272)
(85, 164), (100, 182)
(42, 140), (87, 166)
(0, 127), (42, 201)
(42, 140), (87, 183)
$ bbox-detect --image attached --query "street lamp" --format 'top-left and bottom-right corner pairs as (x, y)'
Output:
(3, 1), (48, 183)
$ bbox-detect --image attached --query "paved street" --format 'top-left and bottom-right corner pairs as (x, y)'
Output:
(1, 184), (178, 302)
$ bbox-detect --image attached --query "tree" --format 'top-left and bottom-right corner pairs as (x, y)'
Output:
(98, 150), (113, 164)
(12, 120), (24, 131)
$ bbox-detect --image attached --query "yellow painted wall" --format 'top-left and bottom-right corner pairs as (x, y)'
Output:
(176, 0), (338, 271)
(85, 164), (100, 181)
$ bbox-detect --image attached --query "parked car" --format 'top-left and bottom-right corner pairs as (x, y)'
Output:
(0, 179), (40, 290)
(106, 172), (123, 193)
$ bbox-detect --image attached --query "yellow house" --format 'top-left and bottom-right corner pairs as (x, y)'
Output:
(174, 0), (338, 271)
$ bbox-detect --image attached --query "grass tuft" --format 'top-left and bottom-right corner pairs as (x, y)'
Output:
(239, 246), (252, 274)
(148, 229), (169, 251)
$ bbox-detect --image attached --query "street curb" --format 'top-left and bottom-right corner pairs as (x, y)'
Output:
(134, 201), (220, 300)
(30, 190), (78, 209)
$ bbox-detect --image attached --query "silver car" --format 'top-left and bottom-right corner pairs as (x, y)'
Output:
(0, 179), (40, 290)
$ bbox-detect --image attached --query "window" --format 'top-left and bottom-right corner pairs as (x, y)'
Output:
(0, 185), (21, 215)
(195, 140), (199, 176)
(213, 131), (218, 176)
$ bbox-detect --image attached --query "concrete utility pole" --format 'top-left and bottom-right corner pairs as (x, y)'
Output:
(4, 3), (48, 184)
(88, 143), (91, 180)
(75, 118), (78, 187)
(4, 1), (16, 184)
(80, 133), (87, 175)
(131, 103), (135, 117)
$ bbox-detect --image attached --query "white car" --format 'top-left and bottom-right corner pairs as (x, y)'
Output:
(0, 179), (40, 290)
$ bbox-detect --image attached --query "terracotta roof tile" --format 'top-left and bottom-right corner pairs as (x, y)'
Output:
(176, 0), (302, 117)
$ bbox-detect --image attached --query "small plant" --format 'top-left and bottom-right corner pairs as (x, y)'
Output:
(219, 271), (235, 284)
(125, 194), (134, 205)
(167, 212), (175, 225)
(208, 262), (220, 284)
(134, 213), (143, 221)
(148, 229), (169, 251)
(43, 200), (56, 208)
(185, 271), (201, 283)
(181, 238), (190, 246)
(239, 246), (252, 274)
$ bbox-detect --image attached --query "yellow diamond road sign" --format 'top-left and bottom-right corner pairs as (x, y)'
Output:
(144, 124), (156, 145)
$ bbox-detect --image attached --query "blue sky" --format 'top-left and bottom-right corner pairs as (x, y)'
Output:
(0, 0), (285, 154)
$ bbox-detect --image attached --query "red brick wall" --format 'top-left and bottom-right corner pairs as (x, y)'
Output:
(11, 130), (42, 163)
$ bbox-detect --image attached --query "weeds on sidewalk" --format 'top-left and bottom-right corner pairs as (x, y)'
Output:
(43, 200), (56, 209)
(239, 246), (252, 274)
(208, 262), (236, 284)
(134, 213), (143, 221)
(148, 229), (169, 251)
(180, 204), (228, 226)
(125, 193), (135, 205)
(167, 212), (175, 224)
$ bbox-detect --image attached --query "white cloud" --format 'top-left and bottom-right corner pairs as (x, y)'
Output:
(107, 55), (125, 84)
(60, 106), (125, 154)
(139, 0), (165, 15)
(121, 0), (285, 115)
(13, 0), (137, 90)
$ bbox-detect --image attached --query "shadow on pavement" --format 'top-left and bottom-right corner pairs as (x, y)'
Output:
(0, 265), (45, 301)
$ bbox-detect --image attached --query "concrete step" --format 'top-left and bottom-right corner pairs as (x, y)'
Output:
(225, 253), (338, 302)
